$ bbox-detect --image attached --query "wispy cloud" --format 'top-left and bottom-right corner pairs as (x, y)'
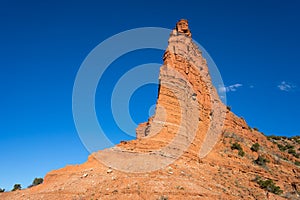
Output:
(219, 83), (243, 93)
(277, 81), (296, 92)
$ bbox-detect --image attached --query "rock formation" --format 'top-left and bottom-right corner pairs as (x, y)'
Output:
(1, 19), (299, 200)
(136, 18), (226, 159)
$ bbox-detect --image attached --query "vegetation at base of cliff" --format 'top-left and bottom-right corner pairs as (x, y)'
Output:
(253, 176), (283, 195)
(254, 156), (269, 166)
(231, 142), (245, 157)
(251, 143), (260, 152)
(0, 188), (5, 193)
(11, 184), (21, 191)
(28, 178), (43, 188)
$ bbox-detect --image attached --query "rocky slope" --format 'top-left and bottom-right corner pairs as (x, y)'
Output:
(1, 19), (299, 200)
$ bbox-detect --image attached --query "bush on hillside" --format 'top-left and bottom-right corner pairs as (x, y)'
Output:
(254, 176), (283, 195)
(251, 143), (260, 152)
(28, 178), (43, 188)
(254, 156), (269, 166)
(11, 184), (21, 191)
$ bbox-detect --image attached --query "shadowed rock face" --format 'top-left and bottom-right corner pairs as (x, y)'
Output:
(1, 20), (300, 200)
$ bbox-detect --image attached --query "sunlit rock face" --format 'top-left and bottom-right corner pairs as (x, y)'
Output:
(136, 19), (226, 159)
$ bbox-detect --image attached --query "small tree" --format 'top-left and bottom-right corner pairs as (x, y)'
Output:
(0, 188), (5, 193)
(28, 178), (43, 188)
(11, 184), (21, 191)
(32, 178), (43, 186)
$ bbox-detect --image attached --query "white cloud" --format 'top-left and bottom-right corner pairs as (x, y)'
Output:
(219, 83), (243, 93)
(277, 81), (296, 92)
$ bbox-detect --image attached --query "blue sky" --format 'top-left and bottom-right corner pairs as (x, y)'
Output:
(1, 0), (300, 191)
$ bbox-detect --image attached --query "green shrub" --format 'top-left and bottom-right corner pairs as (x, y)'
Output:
(33, 178), (43, 186)
(231, 142), (242, 151)
(28, 178), (43, 188)
(286, 144), (294, 150)
(238, 150), (245, 157)
(231, 142), (245, 157)
(254, 177), (283, 195)
(295, 161), (300, 166)
(11, 184), (21, 191)
(251, 143), (260, 152)
(277, 144), (287, 151)
(283, 157), (289, 161)
(292, 136), (300, 144)
(267, 135), (280, 140)
(267, 135), (289, 141)
(288, 149), (296, 155)
(277, 144), (294, 152)
(226, 106), (231, 111)
(295, 153), (300, 159)
(291, 136), (300, 144)
(0, 188), (5, 193)
(253, 127), (259, 131)
(254, 156), (269, 166)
